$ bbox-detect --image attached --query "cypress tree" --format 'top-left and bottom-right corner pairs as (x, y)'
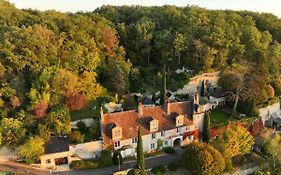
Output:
(202, 112), (211, 143)
(160, 64), (167, 105)
(137, 127), (145, 174)
(200, 80), (205, 97)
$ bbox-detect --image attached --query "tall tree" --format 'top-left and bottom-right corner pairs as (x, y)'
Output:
(212, 124), (254, 169)
(182, 142), (225, 175)
(202, 112), (211, 143)
(136, 127), (145, 174)
(160, 64), (167, 105)
(200, 80), (205, 97)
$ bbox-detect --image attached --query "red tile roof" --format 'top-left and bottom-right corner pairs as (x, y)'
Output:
(101, 102), (193, 149)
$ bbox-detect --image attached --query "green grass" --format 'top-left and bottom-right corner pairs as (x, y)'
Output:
(210, 109), (231, 127)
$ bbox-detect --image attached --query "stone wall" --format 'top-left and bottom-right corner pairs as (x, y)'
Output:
(259, 102), (280, 124)
(69, 140), (103, 160)
(175, 71), (220, 95)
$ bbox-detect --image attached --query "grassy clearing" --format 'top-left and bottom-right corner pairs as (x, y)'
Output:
(210, 109), (231, 127)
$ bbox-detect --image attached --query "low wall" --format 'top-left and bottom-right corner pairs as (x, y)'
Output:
(71, 118), (95, 129)
(259, 103), (280, 123)
(69, 140), (102, 159)
(175, 71), (220, 95)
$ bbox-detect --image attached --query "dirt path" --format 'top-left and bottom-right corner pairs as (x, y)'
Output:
(0, 162), (50, 175)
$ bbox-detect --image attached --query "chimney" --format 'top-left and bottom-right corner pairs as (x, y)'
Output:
(167, 101), (171, 115)
(137, 102), (143, 116)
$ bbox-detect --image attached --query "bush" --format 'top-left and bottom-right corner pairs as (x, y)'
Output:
(167, 161), (180, 171)
(112, 151), (123, 165)
(151, 165), (166, 175)
(70, 150), (113, 170)
(76, 121), (87, 134)
(68, 130), (84, 143)
(70, 159), (102, 170)
(101, 150), (113, 166)
(163, 147), (175, 154)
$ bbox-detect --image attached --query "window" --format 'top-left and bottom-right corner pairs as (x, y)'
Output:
(185, 126), (189, 131)
(150, 143), (155, 150)
(176, 128), (180, 133)
(151, 133), (156, 139)
(46, 159), (51, 164)
(132, 138), (137, 144)
(164, 140), (168, 146)
(161, 131), (165, 137)
(114, 141), (120, 148)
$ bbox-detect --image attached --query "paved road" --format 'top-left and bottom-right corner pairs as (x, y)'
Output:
(55, 151), (182, 175)
(0, 161), (50, 175)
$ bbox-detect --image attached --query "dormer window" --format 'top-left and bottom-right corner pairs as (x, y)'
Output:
(149, 119), (159, 132)
(112, 125), (122, 140)
(176, 115), (184, 127)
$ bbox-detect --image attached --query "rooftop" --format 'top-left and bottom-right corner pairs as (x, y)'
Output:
(44, 136), (70, 154)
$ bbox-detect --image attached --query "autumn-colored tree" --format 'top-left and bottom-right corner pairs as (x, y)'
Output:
(212, 124), (254, 168)
(33, 103), (48, 118)
(66, 94), (87, 111)
(19, 136), (44, 164)
(182, 142), (225, 175)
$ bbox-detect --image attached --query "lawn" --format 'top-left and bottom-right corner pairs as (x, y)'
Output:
(210, 109), (231, 127)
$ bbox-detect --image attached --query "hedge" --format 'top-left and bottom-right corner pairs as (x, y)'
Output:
(70, 150), (113, 170)
(151, 165), (166, 174)
(163, 147), (175, 154)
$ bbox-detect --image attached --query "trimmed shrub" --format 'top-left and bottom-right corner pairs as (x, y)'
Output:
(101, 150), (113, 166)
(151, 165), (166, 175)
(163, 147), (175, 154)
(112, 151), (123, 165)
(70, 150), (113, 170)
(167, 161), (180, 171)
(70, 159), (102, 170)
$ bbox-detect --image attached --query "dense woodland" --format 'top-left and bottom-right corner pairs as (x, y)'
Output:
(0, 1), (281, 152)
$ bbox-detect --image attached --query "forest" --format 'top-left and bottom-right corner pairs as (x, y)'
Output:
(0, 0), (281, 151)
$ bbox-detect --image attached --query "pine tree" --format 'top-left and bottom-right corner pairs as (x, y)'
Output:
(137, 127), (145, 174)
(202, 112), (211, 143)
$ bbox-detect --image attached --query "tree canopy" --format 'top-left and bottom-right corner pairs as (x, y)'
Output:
(182, 142), (225, 175)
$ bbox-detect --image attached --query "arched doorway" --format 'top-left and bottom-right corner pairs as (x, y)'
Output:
(173, 138), (181, 148)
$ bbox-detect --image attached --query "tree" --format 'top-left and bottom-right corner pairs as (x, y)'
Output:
(212, 124), (254, 169)
(200, 80), (205, 97)
(202, 112), (211, 143)
(160, 65), (167, 105)
(182, 142), (225, 175)
(19, 136), (44, 164)
(66, 94), (87, 111)
(0, 117), (26, 147)
(136, 127), (145, 175)
(40, 105), (71, 136)
(112, 151), (123, 166)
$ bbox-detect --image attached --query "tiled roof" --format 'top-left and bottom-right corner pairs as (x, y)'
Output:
(101, 102), (193, 148)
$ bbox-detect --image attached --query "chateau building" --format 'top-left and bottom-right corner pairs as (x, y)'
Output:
(101, 95), (202, 157)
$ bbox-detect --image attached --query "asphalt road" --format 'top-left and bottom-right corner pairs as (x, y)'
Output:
(55, 151), (182, 175)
